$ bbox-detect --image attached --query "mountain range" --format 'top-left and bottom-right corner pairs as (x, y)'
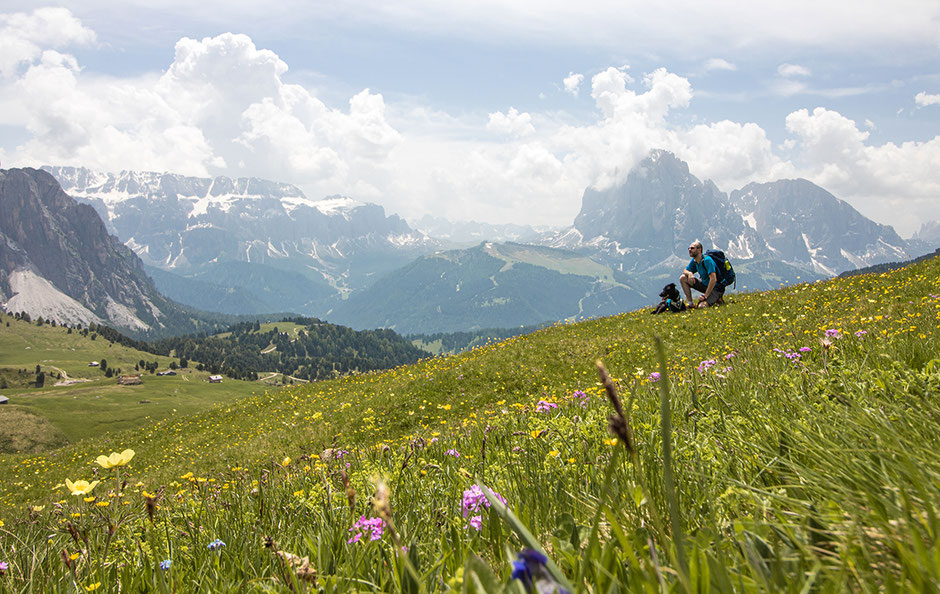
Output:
(1, 151), (935, 336)
(0, 168), (217, 336)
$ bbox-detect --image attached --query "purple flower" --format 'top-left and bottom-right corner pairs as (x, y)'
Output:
(159, 559), (172, 570)
(571, 390), (587, 400)
(799, 346), (812, 353)
(697, 359), (717, 373)
(825, 329), (840, 338)
(207, 539), (225, 551)
(854, 330), (867, 337)
(725, 352), (736, 360)
(0, 561), (8, 575)
(648, 372), (661, 383)
(445, 449), (461, 458)
(535, 400), (557, 413)
(468, 515), (483, 531)
(348, 515), (385, 544)
(461, 485), (507, 521)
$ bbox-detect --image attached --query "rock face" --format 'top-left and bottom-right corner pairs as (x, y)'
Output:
(729, 179), (909, 276)
(0, 168), (188, 333)
(569, 150), (762, 268)
(543, 150), (916, 293)
(43, 166), (441, 300)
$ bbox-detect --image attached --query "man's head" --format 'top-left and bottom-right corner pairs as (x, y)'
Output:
(688, 240), (703, 259)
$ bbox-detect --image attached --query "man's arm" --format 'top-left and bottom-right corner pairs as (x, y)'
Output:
(698, 272), (717, 303)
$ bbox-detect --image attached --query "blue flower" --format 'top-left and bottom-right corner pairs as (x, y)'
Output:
(159, 559), (172, 570)
(511, 549), (570, 593)
(208, 539), (226, 551)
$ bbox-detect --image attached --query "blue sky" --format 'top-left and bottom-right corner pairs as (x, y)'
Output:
(1, 1), (938, 235)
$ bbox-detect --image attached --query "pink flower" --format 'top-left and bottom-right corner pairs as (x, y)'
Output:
(468, 515), (483, 531)
(348, 516), (385, 543)
(535, 400), (557, 413)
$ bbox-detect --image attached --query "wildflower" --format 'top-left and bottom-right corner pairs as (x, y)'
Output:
(571, 390), (587, 399)
(281, 457), (291, 467)
(84, 583), (101, 592)
(854, 330), (867, 337)
(445, 449), (461, 458)
(159, 559), (172, 570)
(461, 485), (507, 523)
(95, 449), (135, 469)
(825, 328), (840, 338)
(0, 561), (8, 576)
(647, 372), (661, 383)
(511, 549), (570, 594)
(535, 400), (557, 413)
(347, 516), (385, 543)
(697, 359), (717, 373)
(65, 479), (99, 496)
(468, 515), (483, 531)
(208, 539), (226, 551)
(799, 346), (812, 352)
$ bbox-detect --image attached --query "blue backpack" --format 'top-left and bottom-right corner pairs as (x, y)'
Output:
(705, 250), (736, 289)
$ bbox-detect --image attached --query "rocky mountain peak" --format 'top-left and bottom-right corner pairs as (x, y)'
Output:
(0, 168), (183, 332)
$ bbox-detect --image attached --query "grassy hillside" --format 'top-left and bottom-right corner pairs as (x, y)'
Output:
(0, 256), (938, 591)
(0, 317), (261, 451)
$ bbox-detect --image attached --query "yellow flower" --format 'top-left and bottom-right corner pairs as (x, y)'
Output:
(96, 501), (110, 508)
(281, 457), (291, 467)
(83, 496), (96, 503)
(85, 582), (101, 592)
(549, 450), (560, 458)
(96, 449), (135, 469)
(604, 438), (618, 446)
(69, 552), (81, 560)
(65, 479), (100, 496)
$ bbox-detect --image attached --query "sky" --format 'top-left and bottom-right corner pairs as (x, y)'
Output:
(1, 1), (938, 236)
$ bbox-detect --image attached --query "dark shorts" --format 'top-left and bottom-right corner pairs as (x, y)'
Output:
(691, 279), (724, 306)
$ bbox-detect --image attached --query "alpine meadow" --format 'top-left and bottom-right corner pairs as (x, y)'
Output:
(0, 255), (937, 592)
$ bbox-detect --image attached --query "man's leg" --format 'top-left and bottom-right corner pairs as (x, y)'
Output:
(679, 271), (695, 306)
(697, 283), (724, 308)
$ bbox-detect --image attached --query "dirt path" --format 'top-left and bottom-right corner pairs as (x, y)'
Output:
(49, 366), (92, 387)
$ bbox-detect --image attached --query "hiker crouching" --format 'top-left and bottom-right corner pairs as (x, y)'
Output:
(680, 240), (724, 309)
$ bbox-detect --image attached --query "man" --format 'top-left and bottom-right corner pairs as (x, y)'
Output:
(680, 240), (723, 309)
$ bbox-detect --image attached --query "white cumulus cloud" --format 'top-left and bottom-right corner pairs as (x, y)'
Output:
(9, 30), (402, 198)
(563, 72), (584, 96)
(487, 107), (535, 137)
(0, 6), (95, 78)
(915, 91), (940, 107)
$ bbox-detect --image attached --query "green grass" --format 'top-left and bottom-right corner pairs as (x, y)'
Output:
(0, 318), (260, 451)
(214, 321), (308, 340)
(0, 256), (938, 591)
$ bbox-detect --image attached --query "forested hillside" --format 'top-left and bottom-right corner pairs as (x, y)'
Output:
(148, 317), (430, 380)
